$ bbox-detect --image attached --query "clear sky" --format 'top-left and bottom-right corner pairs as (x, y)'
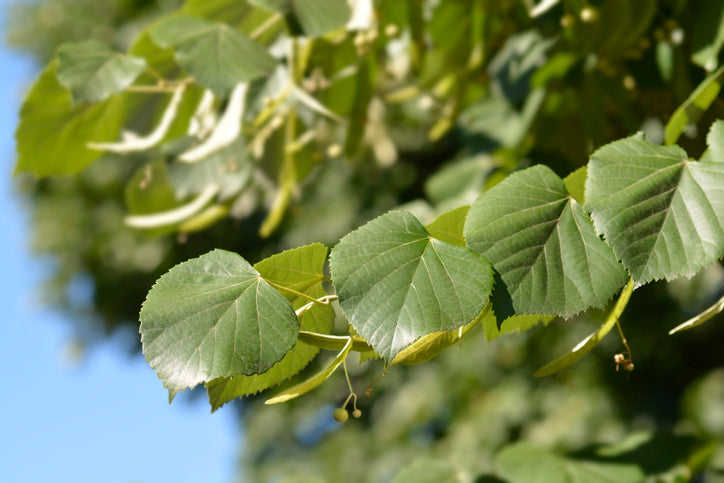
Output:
(0, 2), (240, 482)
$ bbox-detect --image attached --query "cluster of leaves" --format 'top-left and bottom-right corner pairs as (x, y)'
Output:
(12, 0), (724, 480)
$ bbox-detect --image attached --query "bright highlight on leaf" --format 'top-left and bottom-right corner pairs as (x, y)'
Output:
(587, 133), (724, 286)
(151, 14), (276, 97)
(140, 249), (299, 401)
(56, 40), (146, 103)
(465, 165), (628, 319)
(330, 210), (494, 363)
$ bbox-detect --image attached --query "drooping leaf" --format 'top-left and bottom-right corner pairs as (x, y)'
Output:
(669, 292), (724, 335)
(464, 165), (628, 319)
(56, 40), (146, 103)
(391, 459), (464, 483)
(424, 205), (470, 247)
(587, 133), (724, 286)
(206, 244), (334, 411)
(150, 14), (276, 97)
(480, 303), (553, 342)
(14, 62), (125, 176)
(140, 249), (299, 401)
(496, 443), (644, 483)
(250, 0), (351, 36)
(390, 316), (480, 366)
(264, 338), (351, 404)
(664, 66), (724, 145)
(692, 0), (724, 71)
(330, 210), (494, 362)
(534, 278), (633, 377)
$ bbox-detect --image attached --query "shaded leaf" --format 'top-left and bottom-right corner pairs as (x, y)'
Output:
(534, 278), (633, 377)
(391, 459), (464, 483)
(330, 210), (493, 362)
(587, 133), (724, 286)
(140, 249), (299, 401)
(206, 244), (334, 411)
(391, 316), (480, 366)
(14, 62), (124, 176)
(151, 14), (276, 97)
(250, 0), (351, 36)
(496, 443), (644, 483)
(56, 40), (146, 103)
(465, 165), (627, 319)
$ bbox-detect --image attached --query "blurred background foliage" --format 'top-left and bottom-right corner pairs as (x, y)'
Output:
(6, 0), (724, 480)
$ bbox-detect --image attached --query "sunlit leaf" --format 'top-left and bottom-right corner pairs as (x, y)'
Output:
(56, 40), (146, 103)
(424, 205), (470, 247)
(587, 133), (724, 286)
(15, 62), (124, 176)
(664, 66), (724, 145)
(140, 249), (299, 401)
(692, 0), (724, 71)
(330, 210), (493, 362)
(465, 165), (628, 319)
(250, 0), (351, 36)
(206, 244), (334, 411)
(391, 459), (464, 483)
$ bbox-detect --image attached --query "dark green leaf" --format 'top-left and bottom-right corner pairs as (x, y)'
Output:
(14, 62), (125, 176)
(56, 40), (146, 103)
(587, 133), (724, 286)
(465, 165), (627, 319)
(206, 244), (334, 411)
(140, 249), (299, 401)
(151, 14), (276, 97)
(330, 210), (493, 362)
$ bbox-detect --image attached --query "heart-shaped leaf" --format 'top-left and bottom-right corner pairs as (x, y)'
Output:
(15, 62), (125, 176)
(56, 40), (146, 103)
(330, 210), (493, 363)
(586, 133), (724, 286)
(206, 244), (334, 411)
(250, 0), (351, 36)
(151, 14), (276, 97)
(140, 249), (298, 401)
(465, 165), (628, 319)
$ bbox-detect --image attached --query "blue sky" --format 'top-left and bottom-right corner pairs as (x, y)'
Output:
(0, 2), (240, 482)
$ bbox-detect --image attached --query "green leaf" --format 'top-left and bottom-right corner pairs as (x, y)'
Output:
(264, 337), (351, 404)
(563, 166), (588, 204)
(206, 244), (334, 411)
(496, 443), (644, 483)
(150, 14), (276, 97)
(424, 205), (470, 247)
(669, 292), (724, 335)
(56, 40), (146, 103)
(534, 278), (633, 377)
(480, 303), (553, 342)
(250, 0), (351, 36)
(708, 120), (724, 163)
(587, 133), (724, 286)
(390, 316), (480, 366)
(464, 165), (628, 319)
(140, 249), (299, 401)
(692, 0), (724, 71)
(14, 62), (125, 176)
(391, 459), (464, 483)
(167, 139), (252, 201)
(664, 66), (724, 145)
(330, 210), (494, 362)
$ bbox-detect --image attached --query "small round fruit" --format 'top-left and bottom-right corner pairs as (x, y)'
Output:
(333, 408), (349, 423)
(352, 409), (362, 418)
(560, 13), (575, 28)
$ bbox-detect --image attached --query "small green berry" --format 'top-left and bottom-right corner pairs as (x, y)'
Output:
(333, 407), (348, 423)
(352, 409), (362, 418)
